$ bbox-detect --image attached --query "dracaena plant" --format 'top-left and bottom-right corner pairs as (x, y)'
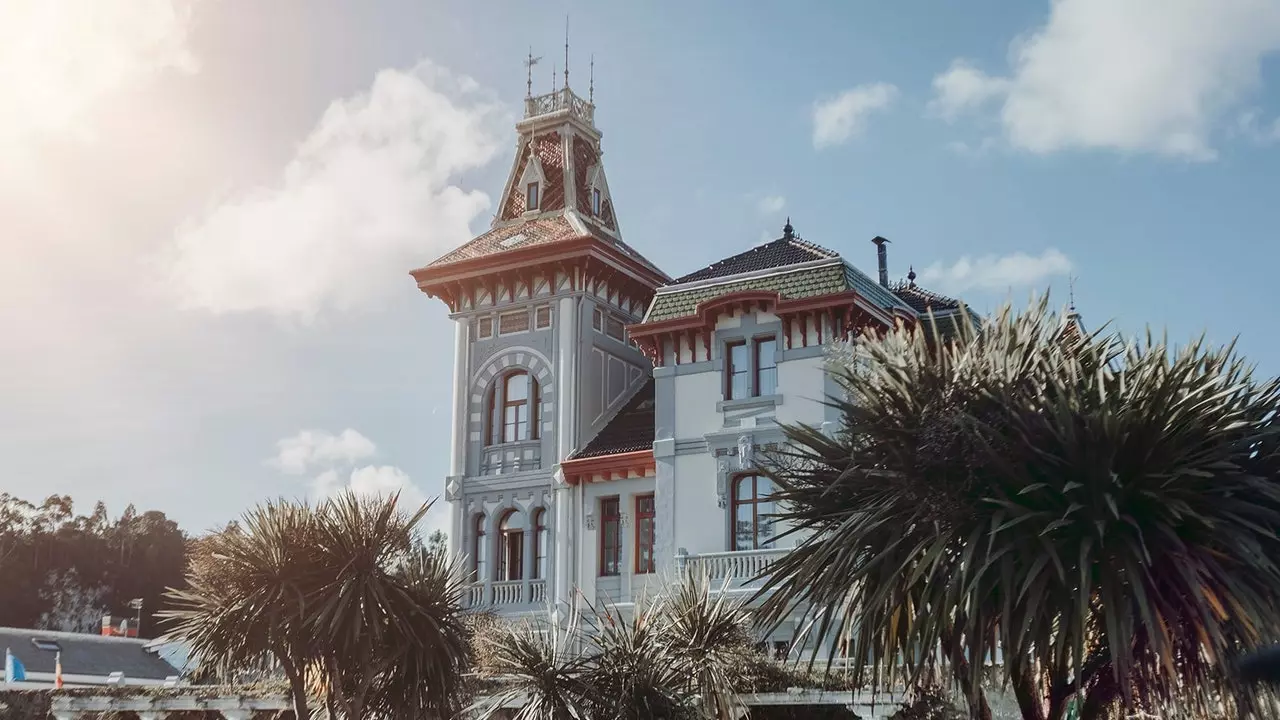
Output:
(756, 295), (1280, 720)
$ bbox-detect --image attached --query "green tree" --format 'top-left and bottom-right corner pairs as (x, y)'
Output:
(757, 297), (1280, 720)
(161, 492), (470, 720)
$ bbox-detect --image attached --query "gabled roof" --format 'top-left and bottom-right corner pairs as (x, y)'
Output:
(673, 234), (838, 284)
(569, 380), (655, 460)
(646, 263), (850, 323)
(0, 627), (179, 679)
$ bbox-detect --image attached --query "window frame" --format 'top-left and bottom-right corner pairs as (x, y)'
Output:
(532, 508), (547, 580)
(592, 188), (602, 215)
(471, 513), (486, 581)
(724, 334), (780, 400)
(731, 473), (776, 551)
(526, 182), (540, 211)
(753, 336), (778, 396)
(477, 316), (494, 339)
(634, 494), (656, 574)
(599, 496), (622, 577)
(724, 340), (750, 400)
(498, 509), (525, 582)
(488, 370), (541, 445)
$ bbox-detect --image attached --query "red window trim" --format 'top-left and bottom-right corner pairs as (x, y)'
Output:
(725, 340), (747, 399)
(532, 508), (547, 580)
(731, 473), (773, 551)
(752, 336), (777, 396)
(599, 497), (621, 577)
(635, 494), (656, 574)
(488, 371), (541, 445)
(471, 513), (486, 580)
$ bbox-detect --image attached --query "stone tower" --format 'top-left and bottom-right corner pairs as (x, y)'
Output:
(410, 81), (667, 611)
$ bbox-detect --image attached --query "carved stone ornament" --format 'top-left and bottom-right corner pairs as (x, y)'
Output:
(444, 478), (462, 502)
(584, 511), (596, 531)
(737, 434), (754, 469)
(620, 512), (631, 528)
(717, 492), (728, 510)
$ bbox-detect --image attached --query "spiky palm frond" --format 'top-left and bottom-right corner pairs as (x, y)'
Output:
(757, 296), (1280, 718)
(471, 614), (596, 720)
(662, 576), (756, 720)
(582, 598), (691, 720)
(162, 492), (469, 720)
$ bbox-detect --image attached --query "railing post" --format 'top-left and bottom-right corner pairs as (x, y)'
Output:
(675, 547), (688, 574)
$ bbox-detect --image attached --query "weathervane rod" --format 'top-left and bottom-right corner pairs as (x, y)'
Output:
(589, 54), (595, 103)
(524, 47), (541, 98)
(564, 15), (570, 90)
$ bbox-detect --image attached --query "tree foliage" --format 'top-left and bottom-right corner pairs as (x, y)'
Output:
(161, 491), (469, 720)
(757, 297), (1280, 720)
(0, 493), (187, 637)
(472, 576), (758, 720)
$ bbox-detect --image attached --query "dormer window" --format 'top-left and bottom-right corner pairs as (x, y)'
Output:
(592, 188), (601, 215)
(526, 182), (540, 211)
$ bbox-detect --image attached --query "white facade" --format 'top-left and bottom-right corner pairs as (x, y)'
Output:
(411, 88), (951, 657)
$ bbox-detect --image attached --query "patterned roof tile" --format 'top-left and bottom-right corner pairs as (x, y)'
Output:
(673, 236), (838, 283)
(570, 380), (655, 459)
(646, 264), (848, 322)
(427, 216), (579, 268)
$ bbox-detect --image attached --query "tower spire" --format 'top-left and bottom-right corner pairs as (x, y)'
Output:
(552, 62), (557, 94)
(589, 54), (595, 103)
(524, 48), (541, 98)
(564, 16), (570, 90)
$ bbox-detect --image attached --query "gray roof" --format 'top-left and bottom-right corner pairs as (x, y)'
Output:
(0, 627), (179, 679)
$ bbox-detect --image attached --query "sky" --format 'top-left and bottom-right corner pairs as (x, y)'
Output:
(3, 0), (1279, 535)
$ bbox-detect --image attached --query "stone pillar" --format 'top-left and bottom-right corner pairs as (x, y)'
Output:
(447, 319), (470, 555)
(552, 468), (572, 607)
(552, 294), (580, 608)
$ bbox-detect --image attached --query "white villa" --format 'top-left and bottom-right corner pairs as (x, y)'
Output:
(409, 83), (974, 650)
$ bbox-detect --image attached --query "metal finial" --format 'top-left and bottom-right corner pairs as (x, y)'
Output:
(907, 265), (916, 285)
(1068, 275), (1077, 311)
(589, 54), (595, 103)
(564, 16), (570, 90)
(783, 217), (794, 239)
(552, 62), (556, 94)
(524, 48), (541, 98)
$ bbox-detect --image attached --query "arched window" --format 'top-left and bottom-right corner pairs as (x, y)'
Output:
(471, 514), (487, 582)
(498, 509), (526, 581)
(532, 508), (548, 580)
(487, 371), (540, 445)
(732, 474), (776, 551)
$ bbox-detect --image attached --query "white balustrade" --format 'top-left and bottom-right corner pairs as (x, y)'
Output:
(530, 580), (546, 604)
(683, 547), (789, 584)
(465, 583), (484, 608)
(492, 580), (524, 605)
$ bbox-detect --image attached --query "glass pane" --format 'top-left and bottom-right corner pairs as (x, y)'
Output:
(504, 406), (518, 442)
(506, 373), (528, 402)
(756, 339), (777, 368)
(501, 510), (525, 531)
(730, 343), (748, 372)
(757, 367), (777, 396)
(734, 503), (754, 550)
(734, 475), (755, 501)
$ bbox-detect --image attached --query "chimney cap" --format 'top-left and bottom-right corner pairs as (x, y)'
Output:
(871, 235), (890, 246)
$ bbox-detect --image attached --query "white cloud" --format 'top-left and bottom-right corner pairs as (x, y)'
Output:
(162, 59), (506, 321)
(812, 83), (898, 149)
(271, 428), (377, 475)
(929, 0), (1280, 160)
(1237, 109), (1280, 144)
(918, 249), (1073, 293)
(929, 60), (1011, 121)
(757, 195), (786, 215)
(0, 0), (199, 147)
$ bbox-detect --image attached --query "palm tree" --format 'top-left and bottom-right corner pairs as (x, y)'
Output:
(161, 491), (470, 720)
(471, 577), (753, 719)
(756, 296), (1280, 720)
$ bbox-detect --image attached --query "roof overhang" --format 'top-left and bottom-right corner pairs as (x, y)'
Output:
(560, 449), (655, 485)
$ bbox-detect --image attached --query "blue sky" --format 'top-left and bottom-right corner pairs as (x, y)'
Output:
(1, 0), (1277, 533)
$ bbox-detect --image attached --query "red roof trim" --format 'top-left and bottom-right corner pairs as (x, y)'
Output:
(629, 289), (889, 339)
(411, 235), (667, 291)
(561, 449), (656, 485)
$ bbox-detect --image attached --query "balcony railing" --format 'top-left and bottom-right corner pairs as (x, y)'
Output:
(523, 88), (595, 127)
(677, 547), (790, 586)
(463, 579), (547, 609)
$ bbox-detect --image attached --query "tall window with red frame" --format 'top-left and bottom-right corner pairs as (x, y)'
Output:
(725, 341), (749, 399)
(532, 508), (547, 580)
(732, 474), (777, 551)
(754, 337), (777, 395)
(635, 494), (656, 574)
(497, 510), (525, 581)
(599, 497), (621, 576)
(471, 513), (486, 582)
